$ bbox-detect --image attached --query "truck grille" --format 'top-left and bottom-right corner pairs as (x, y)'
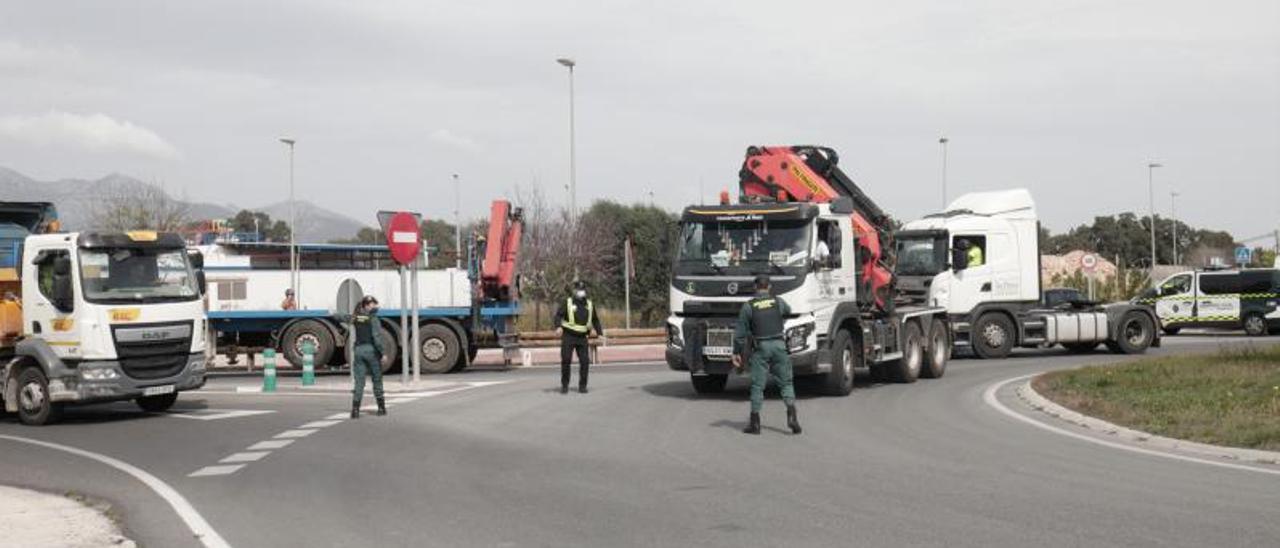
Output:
(112, 322), (193, 380)
(706, 329), (734, 348)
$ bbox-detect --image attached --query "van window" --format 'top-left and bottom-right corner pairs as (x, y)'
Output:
(1239, 271), (1279, 294)
(1160, 274), (1192, 296)
(1198, 273), (1240, 295)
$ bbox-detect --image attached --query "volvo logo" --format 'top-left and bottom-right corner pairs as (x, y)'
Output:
(686, 281), (696, 294)
(726, 282), (739, 295)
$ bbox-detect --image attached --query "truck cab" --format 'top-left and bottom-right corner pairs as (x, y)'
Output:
(1141, 268), (1280, 336)
(897, 190), (1158, 358)
(2, 226), (208, 425)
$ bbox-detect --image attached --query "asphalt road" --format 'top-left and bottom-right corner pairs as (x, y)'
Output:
(2, 334), (1279, 547)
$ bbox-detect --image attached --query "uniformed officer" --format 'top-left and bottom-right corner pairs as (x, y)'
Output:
(732, 274), (802, 435)
(349, 295), (386, 419)
(554, 280), (604, 394)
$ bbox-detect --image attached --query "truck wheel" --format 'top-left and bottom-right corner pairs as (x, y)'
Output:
(16, 367), (61, 426)
(136, 393), (178, 413)
(281, 320), (335, 369)
(1243, 313), (1267, 337)
(448, 330), (473, 373)
(1062, 342), (1099, 354)
(1112, 312), (1154, 354)
(690, 374), (728, 394)
(378, 324), (399, 374)
(887, 321), (922, 383)
(419, 324), (461, 374)
(1161, 326), (1181, 335)
(920, 320), (949, 379)
(972, 313), (1015, 359)
(823, 328), (857, 396)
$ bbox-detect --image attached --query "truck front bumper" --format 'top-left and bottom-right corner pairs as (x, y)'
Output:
(668, 346), (823, 376)
(48, 354), (207, 405)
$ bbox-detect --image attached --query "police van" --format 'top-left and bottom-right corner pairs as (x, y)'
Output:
(1140, 268), (1280, 336)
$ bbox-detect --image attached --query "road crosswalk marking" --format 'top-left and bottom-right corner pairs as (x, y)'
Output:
(219, 452), (270, 464)
(189, 464), (245, 477)
(166, 409), (276, 421)
(247, 440), (294, 451)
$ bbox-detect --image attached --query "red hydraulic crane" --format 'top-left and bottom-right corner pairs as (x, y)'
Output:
(737, 145), (896, 313)
(480, 200), (523, 302)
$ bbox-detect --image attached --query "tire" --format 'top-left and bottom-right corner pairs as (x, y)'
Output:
(136, 393), (178, 413)
(1112, 311), (1154, 354)
(1161, 326), (1181, 336)
(690, 374), (728, 394)
(823, 328), (858, 396)
(1243, 313), (1267, 337)
(920, 319), (949, 379)
(377, 323), (399, 374)
(972, 313), (1016, 359)
(15, 367), (61, 426)
(280, 320), (336, 369)
(418, 323), (461, 374)
(887, 321), (922, 383)
(448, 329), (473, 373)
(1062, 342), (1099, 354)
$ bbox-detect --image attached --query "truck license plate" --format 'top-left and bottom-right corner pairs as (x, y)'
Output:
(703, 346), (732, 357)
(143, 385), (175, 396)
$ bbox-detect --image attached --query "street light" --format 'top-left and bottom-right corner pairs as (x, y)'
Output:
(452, 173), (461, 269)
(279, 137), (297, 302)
(1170, 190), (1180, 266)
(1147, 162), (1162, 276)
(556, 57), (577, 218)
(939, 137), (949, 209)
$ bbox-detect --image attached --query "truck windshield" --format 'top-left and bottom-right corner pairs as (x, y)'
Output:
(79, 247), (199, 303)
(896, 234), (947, 276)
(677, 220), (811, 271)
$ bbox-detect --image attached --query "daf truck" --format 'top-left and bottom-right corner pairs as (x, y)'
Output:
(1, 202), (208, 425)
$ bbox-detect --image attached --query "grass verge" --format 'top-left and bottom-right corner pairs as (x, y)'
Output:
(1033, 344), (1280, 451)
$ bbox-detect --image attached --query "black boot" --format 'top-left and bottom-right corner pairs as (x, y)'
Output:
(376, 397), (387, 416)
(578, 385), (588, 394)
(787, 405), (802, 435)
(350, 402), (361, 419)
(743, 412), (761, 435)
(560, 385), (569, 394)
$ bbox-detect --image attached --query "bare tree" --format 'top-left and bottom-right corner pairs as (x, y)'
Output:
(89, 181), (190, 232)
(513, 185), (611, 329)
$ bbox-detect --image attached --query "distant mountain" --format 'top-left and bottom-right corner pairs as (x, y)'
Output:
(0, 166), (369, 242)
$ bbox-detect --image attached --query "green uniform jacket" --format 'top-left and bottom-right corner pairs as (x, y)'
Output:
(733, 292), (791, 356)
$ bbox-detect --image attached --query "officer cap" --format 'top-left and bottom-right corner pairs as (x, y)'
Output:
(754, 274), (771, 289)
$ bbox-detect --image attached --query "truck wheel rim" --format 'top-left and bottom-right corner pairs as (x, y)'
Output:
(982, 324), (1006, 348)
(842, 349), (853, 379)
(19, 381), (46, 412)
(294, 333), (320, 354)
(423, 338), (447, 361)
(907, 340), (921, 374)
(1125, 320), (1146, 345)
(931, 332), (946, 366)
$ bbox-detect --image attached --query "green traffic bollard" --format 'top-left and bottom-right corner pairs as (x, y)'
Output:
(263, 348), (278, 392)
(301, 342), (316, 386)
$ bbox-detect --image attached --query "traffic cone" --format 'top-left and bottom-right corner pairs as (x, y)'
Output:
(263, 348), (278, 392)
(301, 342), (316, 386)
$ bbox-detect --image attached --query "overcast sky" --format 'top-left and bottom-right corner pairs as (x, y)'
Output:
(1, 1), (1277, 241)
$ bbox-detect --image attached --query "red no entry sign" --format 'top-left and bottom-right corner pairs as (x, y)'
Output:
(385, 212), (421, 265)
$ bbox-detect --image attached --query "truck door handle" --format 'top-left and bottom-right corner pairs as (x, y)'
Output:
(980, 282), (992, 292)
(32, 322), (41, 334)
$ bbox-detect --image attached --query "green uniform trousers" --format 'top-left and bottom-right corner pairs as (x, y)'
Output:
(352, 344), (384, 404)
(749, 339), (795, 413)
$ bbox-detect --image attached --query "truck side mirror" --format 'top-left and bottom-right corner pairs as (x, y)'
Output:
(188, 250), (207, 295)
(52, 255), (74, 312)
(951, 248), (968, 272)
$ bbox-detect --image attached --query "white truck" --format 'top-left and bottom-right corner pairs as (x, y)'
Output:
(895, 190), (1159, 358)
(1, 202), (208, 425)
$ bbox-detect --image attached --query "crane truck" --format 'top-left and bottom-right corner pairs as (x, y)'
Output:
(200, 200), (523, 374)
(1, 202), (208, 425)
(666, 145), (950, 396)
(895, 190), (1158, 358)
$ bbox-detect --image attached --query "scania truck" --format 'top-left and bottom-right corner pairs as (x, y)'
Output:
(667, 146), (951, 396)
(896, 190), (1158, 358)
(1, 202), (208, 425)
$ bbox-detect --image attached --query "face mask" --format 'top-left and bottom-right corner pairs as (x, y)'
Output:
(574, 290), (586, 299)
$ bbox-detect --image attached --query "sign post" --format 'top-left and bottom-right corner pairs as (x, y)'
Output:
(379, 211), (424, 385)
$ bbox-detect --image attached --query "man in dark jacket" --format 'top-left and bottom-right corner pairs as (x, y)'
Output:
(554, 280), (604, 394)
(350, 296), (386, 418)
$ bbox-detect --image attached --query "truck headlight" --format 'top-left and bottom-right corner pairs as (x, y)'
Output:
(80, 367), (120, 381)
(667, 324), (684, 348)
(786, 322), (815, 353)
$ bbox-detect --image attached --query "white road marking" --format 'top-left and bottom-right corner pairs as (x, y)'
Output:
(300, 420), (342, 429)
(219, 451), (270, 464)
(274, 429), (317, 439)
(166, 409), (276, 421)
(247, 440), (294, 451)
(0, 435), (231, 548)
(189, 464), (247, 477)
(325, 412), (350, 420)
(385, 397), (417, 404)
(983, 374), (1280, 477)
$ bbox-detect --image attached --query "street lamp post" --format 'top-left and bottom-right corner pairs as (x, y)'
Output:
(1170, 190), (1180, 266)
(556, 57), (577, 218)
(279, 138), (297, 302)
(939, 137), (949, 209)
(452, 173), (461, 269)
(1147, 162), (1162, 278)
